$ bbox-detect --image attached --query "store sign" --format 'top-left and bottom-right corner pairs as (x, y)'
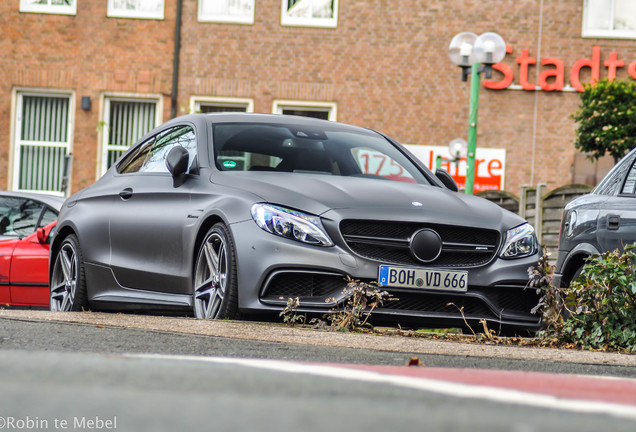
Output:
(404, 145), (506, 192)
(484, 45), (636, 92)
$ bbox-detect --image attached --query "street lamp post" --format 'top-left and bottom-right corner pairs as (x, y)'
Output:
(448, 32), (506, 195)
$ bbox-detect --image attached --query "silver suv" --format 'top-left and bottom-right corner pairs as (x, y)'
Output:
(554, 147), (636, 288)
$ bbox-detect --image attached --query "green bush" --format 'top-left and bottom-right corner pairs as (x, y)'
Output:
(572, 79), (636, 162)
(561, 246), (636, 351)
(534, 245), (636, 351)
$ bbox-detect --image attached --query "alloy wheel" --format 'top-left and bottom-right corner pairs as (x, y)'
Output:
(50, 241), (79, 311)
(193, 232), (228, 319)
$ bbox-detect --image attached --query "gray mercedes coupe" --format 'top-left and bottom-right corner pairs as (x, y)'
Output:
(50, 113), (541, 332)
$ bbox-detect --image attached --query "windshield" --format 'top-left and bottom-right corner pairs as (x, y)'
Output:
(211, 122), (431, 184)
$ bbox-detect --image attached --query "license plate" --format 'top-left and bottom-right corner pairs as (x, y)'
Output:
(378, 265), (468, 292)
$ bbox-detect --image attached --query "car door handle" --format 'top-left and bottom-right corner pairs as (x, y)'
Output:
(119, 188), (133, 200)
(607, 214), (620, 230)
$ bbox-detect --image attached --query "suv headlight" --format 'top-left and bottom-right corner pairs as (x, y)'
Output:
(251, 203), (333, 247)
(500, 223), (538, 259)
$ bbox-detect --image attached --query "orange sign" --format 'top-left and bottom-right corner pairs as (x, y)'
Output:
(484, 45), (636, 92)
(404, 145), (506, 192)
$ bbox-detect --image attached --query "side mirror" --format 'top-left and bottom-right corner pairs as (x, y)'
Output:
(166, 146), (189, 177)
(435, 169), (459, 192)
(36, 227), (47, 244)
(166, 146), (189, 187)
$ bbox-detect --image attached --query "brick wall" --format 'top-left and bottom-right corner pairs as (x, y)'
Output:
(1, 0), (635, 194)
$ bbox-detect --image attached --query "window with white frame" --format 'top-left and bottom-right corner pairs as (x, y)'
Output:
(281, 0), (338, 28)
(13, 92), (73, 196)
(19, 0), (76, 15)
(191, 97), (253, 113)
(101, 97), (160, 175)
(583, 0), (636, 39)
(108, 0), (164, 20)
(273, 100), (337, 121)
(198, 0), (255, 24)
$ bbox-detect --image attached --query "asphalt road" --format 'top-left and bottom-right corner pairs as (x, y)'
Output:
(1, 315), (636, 431)
(1, 316), (636, 376)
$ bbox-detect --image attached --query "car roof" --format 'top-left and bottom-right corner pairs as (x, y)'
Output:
(165, 112), (374, 134)
(0, 191), (65, 212)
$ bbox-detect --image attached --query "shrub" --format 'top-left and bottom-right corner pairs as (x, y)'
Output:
(561, 246), (636, 351)
(533, 245), (636, 351)
(572, 79), (636, 162)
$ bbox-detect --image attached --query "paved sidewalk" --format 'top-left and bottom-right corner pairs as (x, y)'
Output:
(1, 309), (635, 367)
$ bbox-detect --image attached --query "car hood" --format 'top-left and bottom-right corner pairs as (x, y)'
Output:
(212, 172), (523, 231)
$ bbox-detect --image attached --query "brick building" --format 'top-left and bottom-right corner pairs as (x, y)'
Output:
(1, 0), (635, 196)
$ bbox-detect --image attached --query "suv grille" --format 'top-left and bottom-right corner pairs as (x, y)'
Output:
(340, 220), (500, 267)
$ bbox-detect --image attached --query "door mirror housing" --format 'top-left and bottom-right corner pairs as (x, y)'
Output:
(166, 146), (189, 177)
(435, 169), (459, 192)
(36, 227), (47, 244)
(166, 146), (189, 187)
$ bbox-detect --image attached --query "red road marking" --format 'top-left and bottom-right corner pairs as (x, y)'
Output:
(339, 364), (636, 406)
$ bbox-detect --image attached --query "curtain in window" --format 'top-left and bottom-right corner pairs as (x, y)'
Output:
(17, 95), (70, 193)
(105, 100), (156, 170)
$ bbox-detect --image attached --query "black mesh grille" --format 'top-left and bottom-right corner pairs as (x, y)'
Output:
(262, 272), (345, 300)
(379, 285), (540, 321)
(340, 220), (500, 267)
(381, 293), (492, 317)
(475, 285), (540, 315)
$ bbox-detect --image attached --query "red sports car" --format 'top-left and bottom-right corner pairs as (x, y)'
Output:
(0, 192), (64, 307)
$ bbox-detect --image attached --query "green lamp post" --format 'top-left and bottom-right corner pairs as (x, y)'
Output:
(448, 32), (506, 195)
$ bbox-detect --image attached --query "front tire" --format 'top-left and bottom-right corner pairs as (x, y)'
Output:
(50, 234), (89, 311)
(193, 223), (238, 320)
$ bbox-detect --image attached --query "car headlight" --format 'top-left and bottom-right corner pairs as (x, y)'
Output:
(500, 223), (538, 259)
(250, 204), (333, 247)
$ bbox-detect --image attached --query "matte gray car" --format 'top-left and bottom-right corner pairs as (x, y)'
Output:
(554, 147), (636, 288)
(50, 113), (541, 332)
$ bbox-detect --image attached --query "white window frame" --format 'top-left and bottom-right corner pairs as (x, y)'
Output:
(98, 93), (162, 177)
(198, 0), (255, 24)
(190, 96), (254, 113)
(582, 0), (636, 39)
(281, 0), (338, 28)
(19, 0), (77, 15)
(107, 0), (164, 20)
(272, 100), (337, 121)
(10, 88), (75, 197)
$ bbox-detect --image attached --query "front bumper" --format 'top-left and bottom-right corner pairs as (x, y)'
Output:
(230, 219), (542, 331)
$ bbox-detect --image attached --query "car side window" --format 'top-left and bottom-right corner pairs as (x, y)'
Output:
(594, 154), (635, 196)
(118, 126), (197, 174)
(39, 207), (58, 228)
(6, 199), (44, 237)
(0, 196), (25, 236)
(621, 159), (636, 195)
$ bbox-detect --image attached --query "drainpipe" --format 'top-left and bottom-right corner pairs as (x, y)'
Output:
(171, 0), (183, 119)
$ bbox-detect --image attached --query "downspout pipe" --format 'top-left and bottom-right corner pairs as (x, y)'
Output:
(171, 0), (183, 119)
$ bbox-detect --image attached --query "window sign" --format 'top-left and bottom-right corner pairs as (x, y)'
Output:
(281, 0), (338, 28)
